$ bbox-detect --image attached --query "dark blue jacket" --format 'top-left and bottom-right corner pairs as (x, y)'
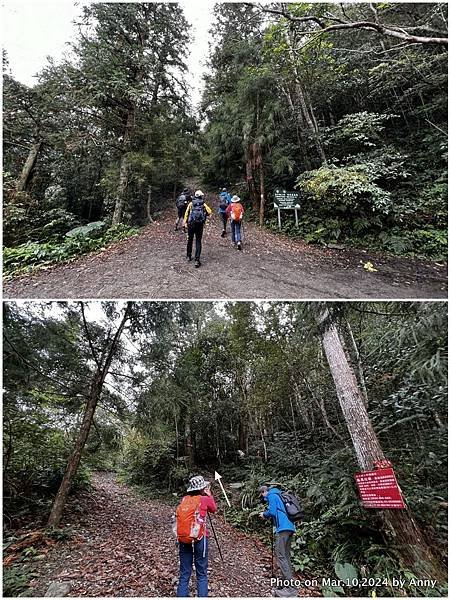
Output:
(263, 487), (296, 533)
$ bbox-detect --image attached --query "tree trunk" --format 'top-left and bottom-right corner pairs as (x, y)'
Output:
(47, 304), (130, 527)
(283, 28), (326, 164)
(185, 419), (195, 468)
(295, 81), (326, 163)
(146, 186), (154, 224)
(345, 319), (369, 408)
(17, 141), (42, 192)
(112, 107), (135, 225)
(316, 306), (446, 582)
(244, 144), (258, 210)
(257, 144), (266, 227)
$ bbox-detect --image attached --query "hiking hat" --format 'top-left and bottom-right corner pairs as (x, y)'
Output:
(187, 475), (209, 492)
(222, 187), (227, 192)
(194, 190), (204, 197)
(231, 195), (240, 203)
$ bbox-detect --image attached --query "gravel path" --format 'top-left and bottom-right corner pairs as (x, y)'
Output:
(24, 473), (320, 597)
(3, 193), (447, 299)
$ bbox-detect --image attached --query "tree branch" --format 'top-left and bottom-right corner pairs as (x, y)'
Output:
(251, 4), (448, 46)
(80, 302), (101, 369)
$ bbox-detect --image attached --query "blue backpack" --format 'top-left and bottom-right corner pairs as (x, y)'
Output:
(219, 192), (229, 210)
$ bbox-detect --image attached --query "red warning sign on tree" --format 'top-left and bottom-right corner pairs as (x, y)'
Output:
(355, 466), (405, 509)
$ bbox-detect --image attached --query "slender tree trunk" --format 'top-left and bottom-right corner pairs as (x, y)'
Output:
(260, 423), (268, 462)
(244, 141), (258, 210)
(3, 416), (13, 476)
(174, 409), (179, 461)
(146, 186), (154, 224)
(283, 85), (311, 168)
(295, 81), (326, 163)
(112, 108), (135, 226)
(185, 419), (195, 468)
(316, 306), (446, 582)
(327, 100), (336, 126)
(283, 29), (326, 164)
(289, 395), (298, 444)
(47, 305), (130, 527)
(256, 143), (266, 227)
(17, 141), (42, 192)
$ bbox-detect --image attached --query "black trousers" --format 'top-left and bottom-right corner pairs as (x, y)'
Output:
(187, 222), (204, 260)
(220, 211), (227, 231)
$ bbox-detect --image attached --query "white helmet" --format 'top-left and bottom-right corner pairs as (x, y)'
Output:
(194, 190), (204, 198)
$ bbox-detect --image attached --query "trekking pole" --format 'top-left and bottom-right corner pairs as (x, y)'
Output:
(207, 513), (224, 562)
(271, 525), (274, 578)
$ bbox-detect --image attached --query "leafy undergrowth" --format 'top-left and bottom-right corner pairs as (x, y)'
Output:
(3, 224), (140, 279)
(3, 527), (74, 597)
(263, 215), (447, 262)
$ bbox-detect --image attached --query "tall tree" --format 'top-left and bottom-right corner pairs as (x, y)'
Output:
(47, 302), (131, 526)
(315, 304), (446, 581)
(73, 3), (190, 225)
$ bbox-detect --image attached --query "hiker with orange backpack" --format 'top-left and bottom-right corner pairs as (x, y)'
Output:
(225, 195), (245, 250)
(176, 475), (217, 597)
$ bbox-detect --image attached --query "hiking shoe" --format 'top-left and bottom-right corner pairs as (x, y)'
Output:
(237, 241), (242, 251)
(195, 259), (201, 268)
(221, 230), (226, 238)
(186, 255), (192, 262)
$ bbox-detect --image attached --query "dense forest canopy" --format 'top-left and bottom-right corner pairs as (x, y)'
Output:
(2, 2), (448, 277)
(3, 300), (448, 596)
(201, 2), (448, 255)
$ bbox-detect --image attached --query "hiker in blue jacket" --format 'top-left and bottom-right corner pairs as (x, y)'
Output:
(218, 188), (232, 238)
(260, 485), (296, 597)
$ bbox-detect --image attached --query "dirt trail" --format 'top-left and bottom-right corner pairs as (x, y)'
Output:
(24, 473), (318, 597)
(3, 191), (446, 299)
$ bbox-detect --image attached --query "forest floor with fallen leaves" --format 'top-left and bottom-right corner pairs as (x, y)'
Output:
(3, 188), (446, 299)
(15, 473), (322, 597)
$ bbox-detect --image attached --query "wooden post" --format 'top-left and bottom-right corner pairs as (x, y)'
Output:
(277, 207), (281, 230)
(295, 207), (299, 227)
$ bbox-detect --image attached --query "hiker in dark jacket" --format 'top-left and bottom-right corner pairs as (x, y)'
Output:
(260, 485), (297, 597)
(176, 475), (217, 597)
(183, 190), (212, 268)
(175, 188), (191, 231)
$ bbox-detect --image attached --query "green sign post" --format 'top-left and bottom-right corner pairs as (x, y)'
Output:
(273, 188), (301, 229)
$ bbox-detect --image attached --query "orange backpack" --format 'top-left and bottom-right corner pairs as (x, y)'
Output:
(176, 496), (206, 543)
(230, 203), (243, 222)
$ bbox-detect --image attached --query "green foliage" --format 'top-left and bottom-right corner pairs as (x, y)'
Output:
(3, 412), (92, 518)
(325, 112), (397, 149)
(121, 429), (189, 492)
(296, 164), (392, 214)
(3, 224), (140, 278)
(3, 301), (447, 596)
(3, 564), (31, 597)
(201, 3), (447, 260)
(65, 221), (106, 239)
